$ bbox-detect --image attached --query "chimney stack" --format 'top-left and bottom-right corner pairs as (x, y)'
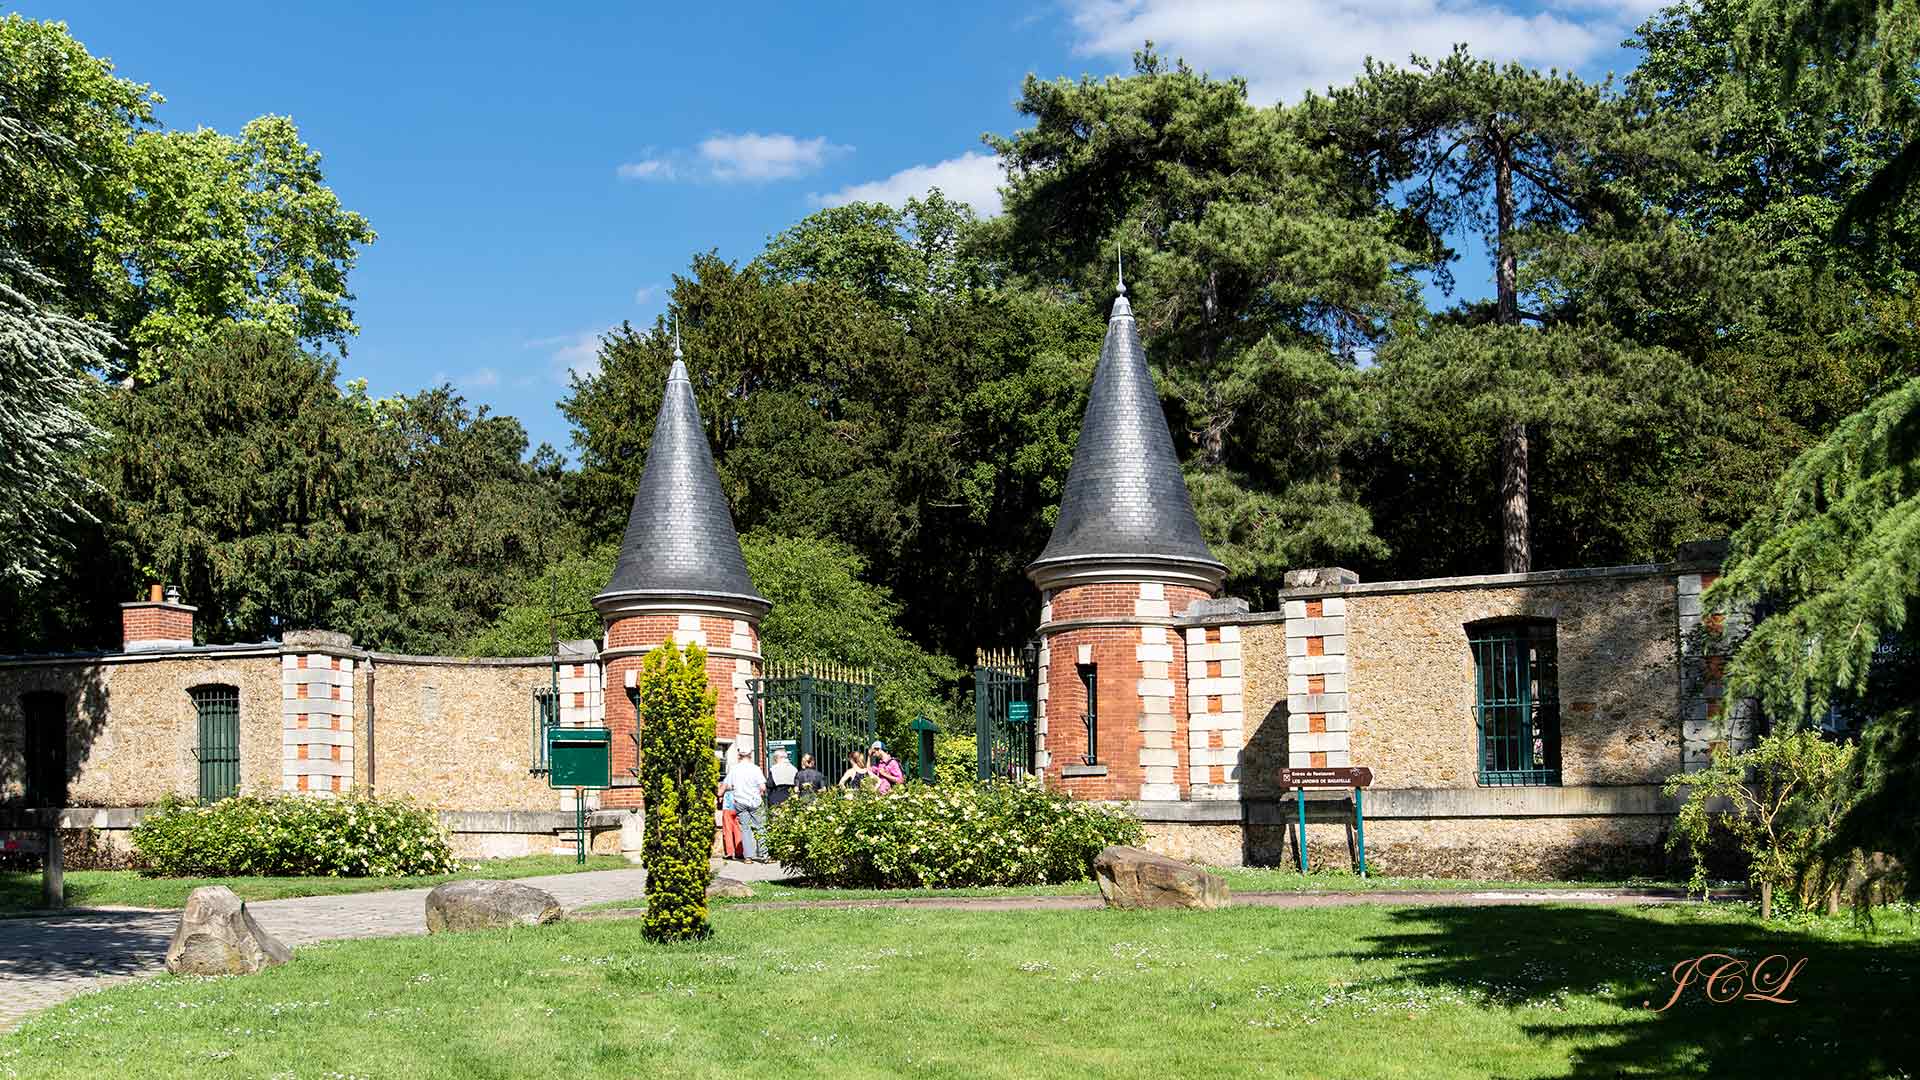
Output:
(121, 583), (196, 652)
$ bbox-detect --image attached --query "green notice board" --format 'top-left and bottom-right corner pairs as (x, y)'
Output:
(1007, 701), (1031, 724)
(548, 727), (611, 789)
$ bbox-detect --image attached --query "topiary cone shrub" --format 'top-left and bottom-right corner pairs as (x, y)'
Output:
(765, 779), (1141, 888)
(638, 642), (718, 942)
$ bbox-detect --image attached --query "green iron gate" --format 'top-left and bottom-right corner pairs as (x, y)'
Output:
(749, 661), (877, 779)
(973, 648), (1036, 781)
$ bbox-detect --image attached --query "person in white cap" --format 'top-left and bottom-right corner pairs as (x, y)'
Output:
(721, 744), (769, 862)
(866, 740), (905, 793)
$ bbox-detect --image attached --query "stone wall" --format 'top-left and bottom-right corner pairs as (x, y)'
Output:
(360, 657), (562, 813)
(1340, 571), (1681, 789)
(0, 649), (282, 806)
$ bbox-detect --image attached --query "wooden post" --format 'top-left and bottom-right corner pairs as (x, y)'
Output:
(43, 822), (64, 909)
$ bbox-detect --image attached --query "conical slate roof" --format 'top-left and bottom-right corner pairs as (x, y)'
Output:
(1028, 288), (1224, 585)
(595, 354), (767, 611)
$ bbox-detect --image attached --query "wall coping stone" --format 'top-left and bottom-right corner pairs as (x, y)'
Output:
(1179, 559), (1724, 627)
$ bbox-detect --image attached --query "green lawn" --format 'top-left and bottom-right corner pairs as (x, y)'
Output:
(0, 855), (633, 914)
(7, 901), (1913, 1078)
(578, 867), (1701, 910)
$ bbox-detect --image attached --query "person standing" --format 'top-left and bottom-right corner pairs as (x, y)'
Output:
(767, 746), (798, 809)
(722, 745), (770, 863)
(794, 753), (827, 792)
(867, 741), (906, 793)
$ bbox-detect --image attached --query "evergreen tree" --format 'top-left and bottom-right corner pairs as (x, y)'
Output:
(638, 642), (717, 942)
(1316, 47), (1698, 573)
(1709, 377), (1919, 897)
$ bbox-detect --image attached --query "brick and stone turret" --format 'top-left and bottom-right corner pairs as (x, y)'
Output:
(592, 341), (769, 809)
(1028, 281), (1226, 801)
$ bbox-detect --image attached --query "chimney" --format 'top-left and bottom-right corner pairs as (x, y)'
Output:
(121, 584), (197, 652)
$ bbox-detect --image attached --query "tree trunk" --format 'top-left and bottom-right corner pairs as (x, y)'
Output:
(1760, 879), (1773, 921)
(1501, 421), (1530, 574)
(1493, 133), (1530, 574)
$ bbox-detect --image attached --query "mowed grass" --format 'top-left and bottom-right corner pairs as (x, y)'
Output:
(581, 866), (1698, 910)
(0, 855), (632, 914)
(6, 901), (1915, 1079)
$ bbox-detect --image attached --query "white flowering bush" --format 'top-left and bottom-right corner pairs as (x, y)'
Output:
(132, 793), (459, 877)
(765, 780), (1141, 887)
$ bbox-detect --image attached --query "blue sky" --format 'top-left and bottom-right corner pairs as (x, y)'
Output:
(20, 0), (1660, 455)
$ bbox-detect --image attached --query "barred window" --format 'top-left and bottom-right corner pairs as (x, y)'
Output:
(21, 692), (67, 807)
(1469, 621), (1561, 786)
(1078, 664), (1099, 765)
(191, 684), (241, 802)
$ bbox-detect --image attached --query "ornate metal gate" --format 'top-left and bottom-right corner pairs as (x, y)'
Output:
(748, 661), (877, 778)
(973, 647), (1036, 781)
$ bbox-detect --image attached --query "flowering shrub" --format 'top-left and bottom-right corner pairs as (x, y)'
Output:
(765, 780), (1141, 887)
(132, 792), (459, 877)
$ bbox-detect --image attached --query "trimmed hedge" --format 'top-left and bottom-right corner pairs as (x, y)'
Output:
(765, 780), (1141, 888)
(132, 793), (458, 877)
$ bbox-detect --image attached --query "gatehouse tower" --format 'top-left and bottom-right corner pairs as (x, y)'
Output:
(1027, 280), (1228, 801)
(594, 337), (769, 809)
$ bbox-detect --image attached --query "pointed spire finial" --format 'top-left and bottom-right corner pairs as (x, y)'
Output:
(673, 318), (684, 360)
(1116, 239), (1126, 297)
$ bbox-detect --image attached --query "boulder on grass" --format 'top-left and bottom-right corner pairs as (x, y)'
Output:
(165, 886), (292, 975)
(1093, 845), (1230, 910)
(707, 877), (754, 899)
(424, 880), (562, 933)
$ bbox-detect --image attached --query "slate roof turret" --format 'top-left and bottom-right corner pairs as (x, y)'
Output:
(595, 342), (768, 615)
(1027, 283), (1226, 592)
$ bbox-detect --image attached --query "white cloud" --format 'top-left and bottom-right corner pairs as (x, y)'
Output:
(814, 151), (1006, 216)
(527, 330), (610, 385)
(616, 132), (847, 184)
(432, 367), (502, 392)
(1062, 0), (1641, 105)
(616, 158), (676, 180)
(633, 284), (662, 306)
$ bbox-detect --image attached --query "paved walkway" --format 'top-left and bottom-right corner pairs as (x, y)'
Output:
(0, 860), (786, 1032)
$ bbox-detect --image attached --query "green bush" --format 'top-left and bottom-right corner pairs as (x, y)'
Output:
(132, 793), (458, 878)
(765, 780), (1141, 888)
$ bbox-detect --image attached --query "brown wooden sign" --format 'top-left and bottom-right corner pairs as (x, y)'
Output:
(1277, 766), (1373, 789)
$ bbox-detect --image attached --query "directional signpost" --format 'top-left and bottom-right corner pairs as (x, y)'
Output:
(547, 727), (611, 865)
(1276, 766), (1373, 876)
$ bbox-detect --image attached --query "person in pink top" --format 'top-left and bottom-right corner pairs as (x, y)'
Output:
(866, 740), (906, 793)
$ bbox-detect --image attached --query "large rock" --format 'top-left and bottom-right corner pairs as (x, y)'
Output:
(707, 877), (754, 899)
(1093, 846), (1230, 910)
(165, 886), (293, 975)
(424, 879), (563, 933)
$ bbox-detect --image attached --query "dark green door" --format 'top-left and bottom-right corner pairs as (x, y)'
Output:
(21, 692), (67, 807)
(192, 685), (241, 801)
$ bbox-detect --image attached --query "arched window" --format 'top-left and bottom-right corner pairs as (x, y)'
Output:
(21, 692), (67, 807)
(1468, 620), (1561, 786)
(190, 684), (241, 801)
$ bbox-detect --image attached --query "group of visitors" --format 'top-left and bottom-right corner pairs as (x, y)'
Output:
(716, 739), (909, 862)
(837, 743), (905, 792)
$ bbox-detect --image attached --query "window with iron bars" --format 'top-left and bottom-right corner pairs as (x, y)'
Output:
(531, 685), (560, 771)
(1078, 663), (1099, 765)
(190, 684), (241, 802)
(1468, 620), (1562, 786)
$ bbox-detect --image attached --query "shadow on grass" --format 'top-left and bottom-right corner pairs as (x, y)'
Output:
(1349, 903), (1920, 1079)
